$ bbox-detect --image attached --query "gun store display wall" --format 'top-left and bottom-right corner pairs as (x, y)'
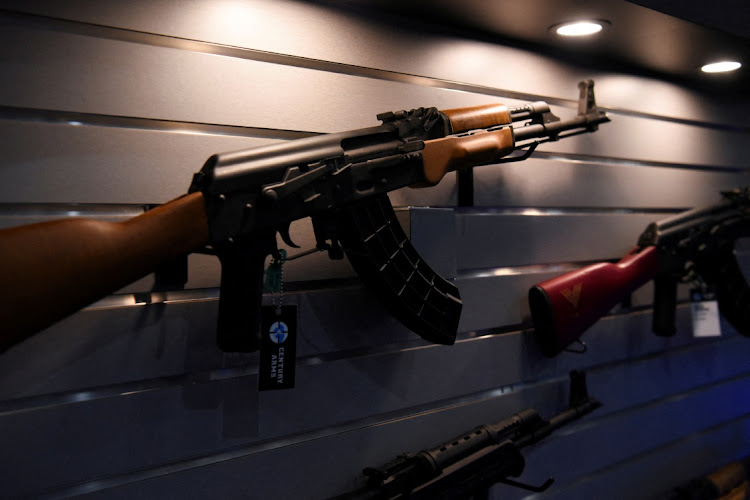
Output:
(0, 1), (749, 498)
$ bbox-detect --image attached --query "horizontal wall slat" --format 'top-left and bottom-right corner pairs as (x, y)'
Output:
(453, 212), (665, 270)
(0, 294), (743, 417)
(541, 110), (749, 169)
(0, 119), (274, 204)
(2, 119), (747, 212)
(1, 264), (740, 402)
(4, 119), (746, 209)
(0, 22), (527, 135)
(471, 156), (750, 209)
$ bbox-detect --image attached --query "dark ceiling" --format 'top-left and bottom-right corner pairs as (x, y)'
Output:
(313, 0), (750, 96)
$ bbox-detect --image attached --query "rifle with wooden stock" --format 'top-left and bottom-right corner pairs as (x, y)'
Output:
(0, 81), (609, 353)
(529, 189), (750, 357)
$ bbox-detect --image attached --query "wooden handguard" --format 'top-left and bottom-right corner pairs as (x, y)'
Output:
(420, 128), (515, 185)
(441, 103), (511, 133)
(0, 192), (209, 351)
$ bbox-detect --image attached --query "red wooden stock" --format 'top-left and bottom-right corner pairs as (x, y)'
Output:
(529, 246), (659, 357)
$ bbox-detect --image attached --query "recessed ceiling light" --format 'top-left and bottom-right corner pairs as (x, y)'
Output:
(701, 61), (742, 73)
(553, 21), (605, 37)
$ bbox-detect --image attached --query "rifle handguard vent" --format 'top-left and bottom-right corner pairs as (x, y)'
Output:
(335, 194), (462, 345)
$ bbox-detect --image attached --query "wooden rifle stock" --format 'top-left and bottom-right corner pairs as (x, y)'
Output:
(0, 192), (209, 352)
(529, 246), (659, 357)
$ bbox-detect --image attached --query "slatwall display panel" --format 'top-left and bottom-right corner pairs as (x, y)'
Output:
(0, 309), (744, 496)
(0, 19), (625, 151)
(0, 15), (748, 174)
(30, 336), (749, 499)
(3, 0), (750, 127)
(0, 1), (749, 499)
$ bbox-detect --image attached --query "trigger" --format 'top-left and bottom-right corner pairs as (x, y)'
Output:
(278, 223), (300, 248)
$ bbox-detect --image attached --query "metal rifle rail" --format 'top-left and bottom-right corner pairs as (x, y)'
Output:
(335, 371), (602, 499)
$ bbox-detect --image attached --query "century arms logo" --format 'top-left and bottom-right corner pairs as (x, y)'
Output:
(269, 321), (289, 344)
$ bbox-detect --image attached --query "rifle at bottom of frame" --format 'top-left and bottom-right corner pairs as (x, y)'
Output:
(335, 371), (601, 499)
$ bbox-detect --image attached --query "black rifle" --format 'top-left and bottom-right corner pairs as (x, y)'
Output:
(530, 188), (750, 357)
(337, 371), (601, 499)
(0, 82), (608, 353)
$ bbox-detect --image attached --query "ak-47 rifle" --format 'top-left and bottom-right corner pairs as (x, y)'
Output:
(0, 81), (609, 353)
(529, 189), (750, 357)
(335, 371), (601, 499)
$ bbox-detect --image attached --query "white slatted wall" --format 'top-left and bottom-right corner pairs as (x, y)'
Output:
(0, 1), (749, 498)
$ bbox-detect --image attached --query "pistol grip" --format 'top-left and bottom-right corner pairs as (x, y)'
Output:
(652, 275), (678, 337)
(336, 194), (462, 345)
(216, 244), (266, 352)
(697, 239), (750, 338)
(715, 259), (750, 337)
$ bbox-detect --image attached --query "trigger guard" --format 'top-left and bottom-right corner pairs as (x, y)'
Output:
(278, 223), (300, 248)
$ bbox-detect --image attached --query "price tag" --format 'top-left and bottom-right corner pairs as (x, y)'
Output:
(690, 288), (722, 338)
(258, 305), (297, 391)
